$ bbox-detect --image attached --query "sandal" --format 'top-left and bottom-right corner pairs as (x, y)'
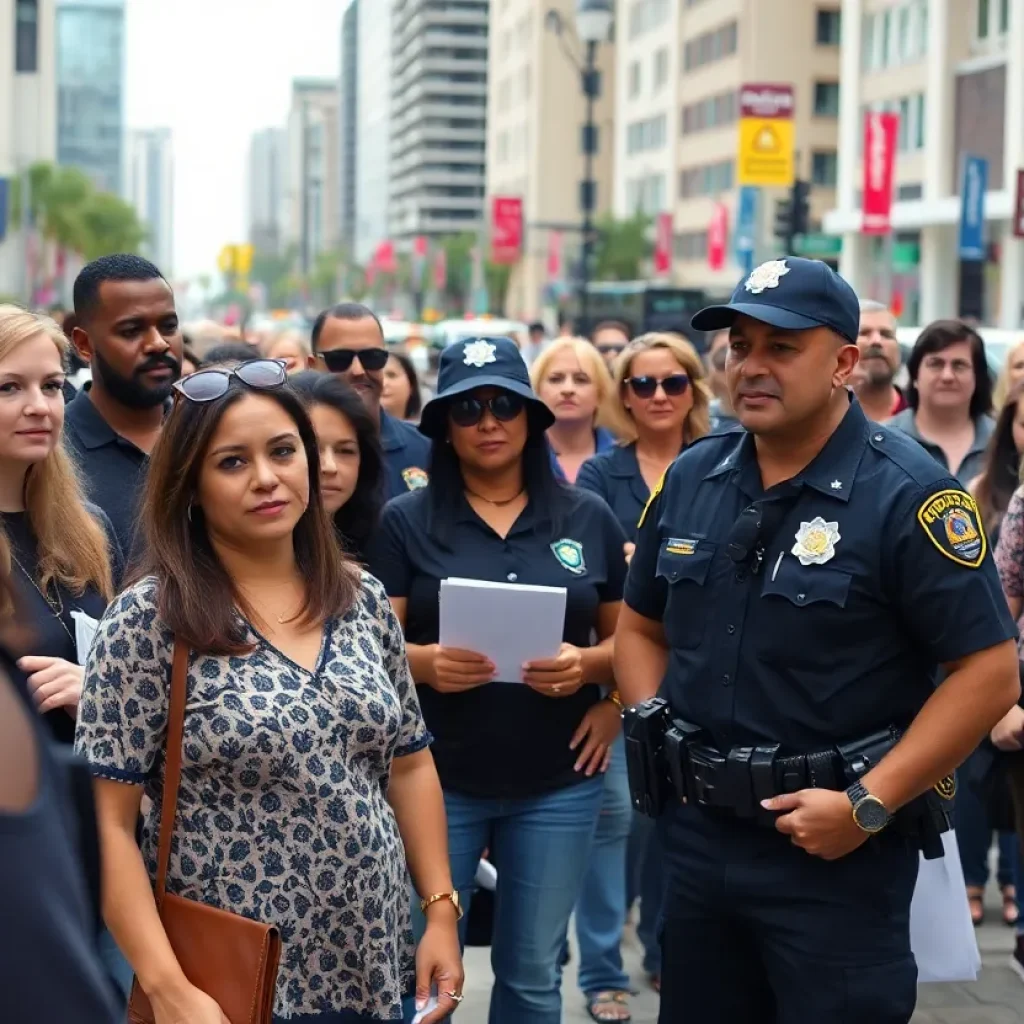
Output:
(586, 991), (632, 1023)
(967, 886), (985, 927)
(1003, 885), (1019, 927)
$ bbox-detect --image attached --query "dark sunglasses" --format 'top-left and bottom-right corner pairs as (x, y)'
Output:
(318, 347), (390, 373)
(627, 373), (690, 399)
(449, 392), (525, 428)
(173, 359), (287, 403)
(597, 344), (626, 356)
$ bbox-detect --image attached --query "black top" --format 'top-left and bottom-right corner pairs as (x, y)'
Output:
(63, 390), (150, 561)
(380, 410), (432, 500)
(576, 442), (657, 541)
(625, 395), (1018, 754)
(4, 508), (123, 744)
(369, 485), (628, 798)
(1, 647), (120, 1024)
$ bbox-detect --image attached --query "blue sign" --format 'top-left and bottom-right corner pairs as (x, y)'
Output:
(734, 186), (758, 275)
(958, 154), (988, 261)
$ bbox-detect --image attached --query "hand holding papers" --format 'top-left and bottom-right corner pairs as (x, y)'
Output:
(439, 577), (567, 685)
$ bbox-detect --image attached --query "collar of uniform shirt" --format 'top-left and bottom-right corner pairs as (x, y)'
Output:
(702, 392), (868, 503)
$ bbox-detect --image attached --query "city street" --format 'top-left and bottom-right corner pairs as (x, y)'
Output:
(457, 889), (1024, 1023)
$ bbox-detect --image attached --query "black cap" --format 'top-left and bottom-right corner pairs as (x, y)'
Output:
(418, 336), (555, 439)
(691, 257), (860, 343)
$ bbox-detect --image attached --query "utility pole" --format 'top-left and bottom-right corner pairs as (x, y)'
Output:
(579, 40), (599, 334)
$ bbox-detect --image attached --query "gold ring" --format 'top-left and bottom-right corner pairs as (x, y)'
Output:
(445, 990), (464, 1003)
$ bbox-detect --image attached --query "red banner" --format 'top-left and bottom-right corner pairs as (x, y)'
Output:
(490, 196), (523, 265)
(654, 212), (673, 275)
(546, 231), (563, 282)
(374, 239), (397, 274)
(862, 112), (899, 235)
(433, 248), (447, 291)
(413, 235), (428, 258)
(708, 203), (728, 271)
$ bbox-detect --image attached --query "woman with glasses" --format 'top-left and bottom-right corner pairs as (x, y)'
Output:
(369, 337), (629, 1024)
(574, 333), (711, 1008)
(74, 359), (463, 1024)
(290, 370), (385, 565)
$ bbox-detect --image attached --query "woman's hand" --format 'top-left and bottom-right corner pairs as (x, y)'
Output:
(991, 705), (1024, 751)
(19, 656), (83, 716)
(570, 698), (622, 776)
(429, 645), (495, 694)
(415, 910), (465, 1022)
(150, 982), (230, 1024)
(523, 643), (585, 698)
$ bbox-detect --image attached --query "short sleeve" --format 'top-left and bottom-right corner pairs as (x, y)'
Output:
(623, 488), (669, 620)
(595, 499), (628, 603)
(363, 574), (431, 758)
(887, 482), (1018, 663)
(73, 580), (172, 784)
(366, 501), (415, 598)
(996, 488), (1024, 599)
(575, 457), (608, 502)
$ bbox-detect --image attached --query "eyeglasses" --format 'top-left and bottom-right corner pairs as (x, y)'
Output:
(173, 359), (287, 403)
(449, 392), (525, 428)
(627, 374), (690, 399)
(597, 344), (625, 356)
(318, 347), (390, 374)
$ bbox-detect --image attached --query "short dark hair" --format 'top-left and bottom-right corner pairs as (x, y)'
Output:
(136, 377), (357, 655)
(906, 320), (993, 419)
(592, 320), (631, 341)
(289, 371), (385, 562)
(528, 321), (545, 334)
(310, 303), (383, 352)
(72, 254), (166, 324)
(203, 342), (260, 365)
(386, 351), (423, 420)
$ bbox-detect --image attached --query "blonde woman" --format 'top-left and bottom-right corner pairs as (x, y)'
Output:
(262, 330), (311, 373)
(530, 337), (616, 483)
(993, 339), (1024, 412)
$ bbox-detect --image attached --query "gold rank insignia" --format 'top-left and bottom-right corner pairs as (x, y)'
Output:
(934, 774), (956, 800)
(637, 469), (666, 530)
(916, 489), (986, 568)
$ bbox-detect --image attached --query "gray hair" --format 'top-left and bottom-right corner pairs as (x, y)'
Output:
(859, 299), (890, 313)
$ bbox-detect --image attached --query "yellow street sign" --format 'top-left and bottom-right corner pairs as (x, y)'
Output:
(217, 244), (237, 274)
(236, 244), (253, 275)
(736, 83), (796, 188)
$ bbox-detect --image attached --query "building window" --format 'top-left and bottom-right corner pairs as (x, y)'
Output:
(811, 150), (838, 186)
(977, 0), (990, 38)
(628, 60), (641, 99)
(683, 21), (738, 72)
(1000, 0), (1010, 32)
(816, 9), (841, 45)
(813, 81), (840, 117)
(678, 159), (734, 199)
(653, 47), (669, 89)
(680, 89), (738, 135)
(15, 0), (38, 73)
(674, 231), (708, 261)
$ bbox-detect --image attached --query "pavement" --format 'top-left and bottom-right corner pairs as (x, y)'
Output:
(457, 886), (1024, 1023)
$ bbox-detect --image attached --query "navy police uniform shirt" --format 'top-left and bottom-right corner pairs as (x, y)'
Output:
(380, 410), (431, 499)
(369, 485), (628, 800)
(625, 395), (1017, 755)
(576, 442), (656, 540)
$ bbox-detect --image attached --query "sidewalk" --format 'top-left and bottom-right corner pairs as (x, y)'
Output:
(457, 915), (1023, 1023)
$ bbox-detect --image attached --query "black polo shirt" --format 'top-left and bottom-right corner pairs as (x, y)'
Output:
(380, 411), (432, 500)
(626, 395), (1017, 755)
(577, 442), (659, 540)
(369, 485), (628, 799)
(63, 390), (149, 560)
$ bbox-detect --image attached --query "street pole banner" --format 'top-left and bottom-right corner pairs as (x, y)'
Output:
(1013, 169), (1024, 239)
(862, 111), (899, 235)
(654, 212), (673, 276)
(734, 185), (757, 275)
(958, 154), (988, 261)
(737, 83), (795, 188)
(708, 203), (728, 271)
(490, 197), (523, 265)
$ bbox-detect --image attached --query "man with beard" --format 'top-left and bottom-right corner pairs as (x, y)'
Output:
(65, 254), (182, 558)
(309, 302), (431, 497)
(853, 299), (906, 422)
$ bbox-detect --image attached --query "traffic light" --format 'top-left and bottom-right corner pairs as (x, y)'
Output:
(772, 180), (811, 253)
(773, 197), (793, 247)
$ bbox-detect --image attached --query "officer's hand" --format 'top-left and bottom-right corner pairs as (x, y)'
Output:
(430, 645), (495, 693)
(623, 542), (636, 566)
(991, 705), (1024, 751)
(522, 643), (585, 697)
(570, 698), (621, 775)
(762, 789), (869, 861)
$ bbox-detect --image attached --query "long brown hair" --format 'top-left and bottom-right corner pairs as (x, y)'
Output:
(136, 379), (357, 655)
(974, 385), (1024, 533)
(0, 305), (113, 613)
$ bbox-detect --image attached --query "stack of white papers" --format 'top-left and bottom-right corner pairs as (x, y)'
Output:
(439, 577), (567, 684)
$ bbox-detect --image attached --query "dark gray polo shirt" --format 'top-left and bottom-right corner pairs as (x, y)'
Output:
(887, 409), (995, 486)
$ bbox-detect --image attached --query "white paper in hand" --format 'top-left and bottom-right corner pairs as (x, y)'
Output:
(439, 577), (566, 684)
(70, 609), (100, 666)
(411, 996), (438, 1024)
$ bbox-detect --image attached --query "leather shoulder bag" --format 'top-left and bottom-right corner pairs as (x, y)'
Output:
(128, 641), (282, 1024)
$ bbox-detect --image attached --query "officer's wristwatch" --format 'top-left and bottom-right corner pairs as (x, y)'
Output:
(845, 780), (892, 834)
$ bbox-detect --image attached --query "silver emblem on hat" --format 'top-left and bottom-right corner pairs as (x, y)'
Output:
(463, 340), (497, 368)
(744, 259), (790, 294)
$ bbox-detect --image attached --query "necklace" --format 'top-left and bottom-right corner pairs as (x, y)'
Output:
(10, 551), (76, 646)
(464, 486), (526, 508)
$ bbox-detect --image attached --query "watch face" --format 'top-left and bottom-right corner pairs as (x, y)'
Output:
(854, 797), (889, 832)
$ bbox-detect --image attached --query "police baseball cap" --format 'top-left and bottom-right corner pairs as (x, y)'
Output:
(691, 257), (860, 344)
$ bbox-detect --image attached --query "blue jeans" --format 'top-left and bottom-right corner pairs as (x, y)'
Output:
(627, 810), (665, 977)
(413, 778), (603, 1024)
(570, 739), (632, 995)
(955, 752), (1018, 889)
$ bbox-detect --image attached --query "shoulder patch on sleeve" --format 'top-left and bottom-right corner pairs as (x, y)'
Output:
(637, 469), (666, 530)
(916, 488), (987, 568)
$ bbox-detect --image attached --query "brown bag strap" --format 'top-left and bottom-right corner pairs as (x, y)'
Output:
(154, 640), (189, 904)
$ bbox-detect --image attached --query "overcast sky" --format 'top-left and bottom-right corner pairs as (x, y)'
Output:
(123, 0), (346, 283)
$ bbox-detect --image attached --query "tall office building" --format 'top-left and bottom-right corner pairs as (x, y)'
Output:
(825, 0), (1022, 327)
(247, 127), (287, 254)
(389, 0), (489, 245)
(124, 127), (174, 274)
(55, 0), (123, 194)
(0, 0), (57, 298)
(614, 0), (841, 292)
(285, 79), (340, 274)
(486, 0), (615, 318)
(338, 0), (358, 255)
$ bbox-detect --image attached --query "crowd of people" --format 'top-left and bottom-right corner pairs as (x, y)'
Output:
(3, 249), (1024, 1024)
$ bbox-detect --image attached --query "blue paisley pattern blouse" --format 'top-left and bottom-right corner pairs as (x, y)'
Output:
(74, 572), (431, 1021)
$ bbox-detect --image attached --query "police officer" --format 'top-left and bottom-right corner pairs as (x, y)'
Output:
(614, 257), (1020, 1023)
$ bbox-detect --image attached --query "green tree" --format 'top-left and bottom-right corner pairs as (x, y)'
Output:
(77, 192), (147, 261)
(593, 213), (650, 281)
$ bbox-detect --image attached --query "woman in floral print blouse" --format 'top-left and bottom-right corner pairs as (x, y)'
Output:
(74, 362), (463, 1024)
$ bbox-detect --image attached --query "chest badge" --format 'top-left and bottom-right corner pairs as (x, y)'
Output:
(551, 538), (586, 576)
(791, 517), (841, 566)
(402, 466), (429, 490)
